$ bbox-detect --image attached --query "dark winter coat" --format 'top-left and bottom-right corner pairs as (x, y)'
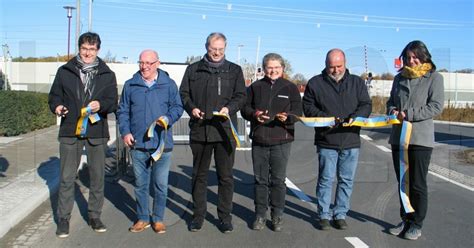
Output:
(302, 69), (372, 149)
(179, 59), (246, 143)
(48, 58), (118, 138)
(241, 77), (302, 145)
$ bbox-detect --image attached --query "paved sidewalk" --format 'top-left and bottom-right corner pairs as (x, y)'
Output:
(0, 121), (116, 238)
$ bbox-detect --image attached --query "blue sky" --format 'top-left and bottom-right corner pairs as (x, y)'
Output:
(1, 0), (473, 79)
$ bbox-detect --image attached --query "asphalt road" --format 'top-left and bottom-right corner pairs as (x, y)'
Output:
(1, 122), (473, 248)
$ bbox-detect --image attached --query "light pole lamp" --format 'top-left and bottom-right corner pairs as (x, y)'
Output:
(63, 6), (76, 60)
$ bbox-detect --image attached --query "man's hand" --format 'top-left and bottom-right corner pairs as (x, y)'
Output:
(255, 110), (270, 123)
(123, 133), (135, 147)
(88, 100), (100, 113)
(55, 105), (68, 117)
(219, 107), (229, 115)
(192, 108), (204, 119)
(275, 112), (288, 123)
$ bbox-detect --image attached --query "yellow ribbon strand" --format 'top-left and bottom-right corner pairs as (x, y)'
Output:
(75, 106), (101, 137)
(399, 121), (415, 213)
(213, 112), (241, 148)
(147, 117), (169, 162)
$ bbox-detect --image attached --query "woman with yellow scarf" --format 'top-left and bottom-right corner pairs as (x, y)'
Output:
(386, 40), (444, 240)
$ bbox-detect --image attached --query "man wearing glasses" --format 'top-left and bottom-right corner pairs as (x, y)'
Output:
(48, 32), (118, 238)
(117, 49), (183, 234)
(180, 32), (246, 233)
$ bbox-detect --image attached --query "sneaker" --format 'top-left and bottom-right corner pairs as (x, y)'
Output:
(129, 220), (151, 233)
(89, 218), (107, 233)
(319, 219), (330, 231)
(152, 222), (166, 234)
(271, 216), (283, 232)
(189, 218), (203, 232)
(252, 217), (266, 230)
(220, 221), (233, 233)
(404, 225), (422, 240)
(334, 219), (348, 230)
(389, 221), (407, 236)
(56, 218), (69, 238)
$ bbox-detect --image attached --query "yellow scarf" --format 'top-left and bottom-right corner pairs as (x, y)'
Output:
(401, 63), (432, 79)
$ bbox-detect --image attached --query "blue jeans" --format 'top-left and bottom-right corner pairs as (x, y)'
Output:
(131, 149), (172, 223)
(316, 147), (359, 220)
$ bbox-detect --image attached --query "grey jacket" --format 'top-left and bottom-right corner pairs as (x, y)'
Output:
(386, 71), (444, 147)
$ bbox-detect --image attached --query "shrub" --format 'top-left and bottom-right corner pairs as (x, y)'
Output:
(0, 91), (56, 136)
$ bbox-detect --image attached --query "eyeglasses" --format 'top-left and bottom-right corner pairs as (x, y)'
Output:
(207, 47), (225, 53)
(79, 46), (98, 53)
(266, 66), (282, 70)
(138, 60), (158, 66)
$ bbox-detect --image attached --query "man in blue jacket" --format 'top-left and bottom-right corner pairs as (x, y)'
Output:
(117, 49), (183, 234)
(303, 49), (371, 230)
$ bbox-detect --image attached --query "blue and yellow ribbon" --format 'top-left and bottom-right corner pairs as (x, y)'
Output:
(75, 106), (101, 137)
(296, 117), (336, 127)
(295, 115), (400, 128)
(213, 111), (241, 148)
(147, 117), (169, 161)
(399, 121), (414, 213)
(344, 115), (401, 127)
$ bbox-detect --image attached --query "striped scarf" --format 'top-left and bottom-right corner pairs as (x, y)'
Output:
(401, 63), (432, 79)
(76, 55), (99, 99)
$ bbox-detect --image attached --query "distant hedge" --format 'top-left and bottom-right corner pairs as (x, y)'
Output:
(0, 91), (56, 136)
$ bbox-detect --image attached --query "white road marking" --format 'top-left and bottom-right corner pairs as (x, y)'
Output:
(428, 170), (474, 192)
(366, 135), (474, 192)
(375, 145), (392, 153)
(345, 237), (370, 248)
(236, 147), (252, 151)
(285, 177), (318, 212)
(360, 134), (372, 141)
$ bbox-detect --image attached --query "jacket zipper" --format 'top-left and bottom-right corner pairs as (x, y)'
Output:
(218, 76), (221, 96)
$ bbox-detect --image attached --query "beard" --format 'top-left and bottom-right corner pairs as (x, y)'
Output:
(329, 71), (345, 82)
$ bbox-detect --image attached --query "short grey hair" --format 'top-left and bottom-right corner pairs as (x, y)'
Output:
(262, 53), (285, 69)
(205, 32), (227, 49)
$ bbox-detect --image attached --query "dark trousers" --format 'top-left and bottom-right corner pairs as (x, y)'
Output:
(57, 137), (107, 220)
(252, 142), (291, 218)
(190, 141), (235, 223)
(391, 145), (432, 228)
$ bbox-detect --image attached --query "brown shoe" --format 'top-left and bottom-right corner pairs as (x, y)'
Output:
(129, 220), (150, 233)
(152, 222), (166, 234)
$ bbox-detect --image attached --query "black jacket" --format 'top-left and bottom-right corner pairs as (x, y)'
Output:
(179, 59), (246, 143)
(48, 58), (118, 138)
(241, 77), (302, 145)
(302, 69), (372, 149)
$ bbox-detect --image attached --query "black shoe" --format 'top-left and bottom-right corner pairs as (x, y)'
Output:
(189, 218), (203, 232)
(252, 217), (266, 230)
(89, 218), (107, 233)
(334, 219), (348, 230)
(319, 219), (330, 231)
(220, 221), (233, 233)
(56, 218), (69, 238)
(271, 216), (283, 232)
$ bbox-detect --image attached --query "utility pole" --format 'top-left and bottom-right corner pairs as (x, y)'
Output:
(254, 36), (260, 81)
(88, 0), (93, 31)
(2, 44), (10, 90)
(364, 45), (369, 75)
(237, 44), (243, 66)
(75, 0), (81, 54)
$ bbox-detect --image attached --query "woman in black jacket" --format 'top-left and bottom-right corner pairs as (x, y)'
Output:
(241, 53), (302, 232)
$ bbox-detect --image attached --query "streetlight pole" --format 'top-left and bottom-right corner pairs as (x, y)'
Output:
(88, 0), (93, 31)
(237, 44), (243, 66)
(64, 6), (76, 60)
